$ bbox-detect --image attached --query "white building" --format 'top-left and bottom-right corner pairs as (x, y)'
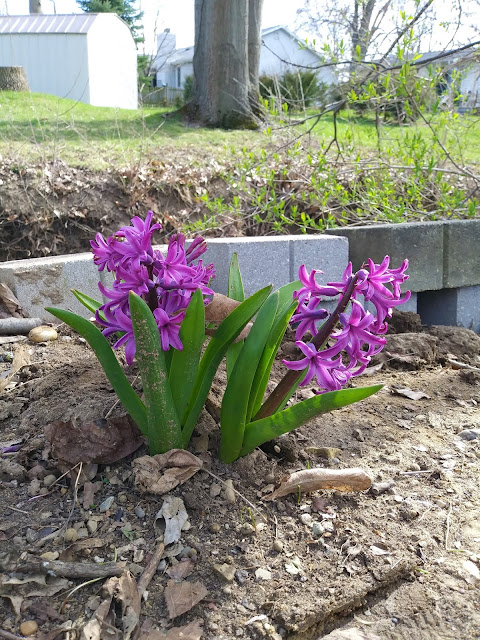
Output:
(0, 13), (138, 109)
(154, 25), (335, 89)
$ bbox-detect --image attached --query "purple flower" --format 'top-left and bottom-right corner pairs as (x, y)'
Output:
(283, 341), (350, 391)
(295, 265), (341, 304)
(153, 308), (185, 351)
(291, 297), (329, 341)
(330, 299), (386, 365)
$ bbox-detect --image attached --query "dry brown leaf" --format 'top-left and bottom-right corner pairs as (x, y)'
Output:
(164, 580), (208, 619)
(133, 450), (202, 495)
(263, 467), (372, 500)
(44, 414), (145, 465)
(59, 537), (108, 562)
(0, 573), (69, 615)
(0, 344), (30, 393)
(391, 386), (430, 401)
(0, 282), (24, 318)
(166, 559), (195, 580)
(82, 480), (102, 510)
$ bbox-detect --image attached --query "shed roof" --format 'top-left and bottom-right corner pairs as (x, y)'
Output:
(0, 13), (117, 35)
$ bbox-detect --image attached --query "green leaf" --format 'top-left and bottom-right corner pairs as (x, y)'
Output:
(46, 307), (148, 434)
(168, 289), (205, 423)
(129, 292), (182, 454)
(181, 285), (273, 447)
(248, 298), (297, 421)
(240, 385), (383, 458)
(226, 253), (245, 380)
(219, 291), (279, 463)
(71, 290), (103, 316)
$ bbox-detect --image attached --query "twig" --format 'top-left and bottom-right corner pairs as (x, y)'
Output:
(0, 630), (25, 640)
(399, 470), (433, 475)
(201, 468), (267, 522)
(13, 554), (125, 579)
(137, 541), (165, 596)
(447, 358), (480, 373)
(445, 500), (453, 551)
(0, 317), (42, 335)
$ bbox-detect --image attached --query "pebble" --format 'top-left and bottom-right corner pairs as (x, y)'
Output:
(26, 528), (37, 543)
(255, 568), (272, 581)
(29, 326), (58, 343)
(299, 513), (313, 526)
(213, 563), (236, 582)
(87, 519), (98, 534)
(43, 474), (57, 487)
(312, 522), (324, 538)
(134, 506), (146, 519)
(370, 480), (396, 496)
(87, 595), (102, 610)
(118, 493), (128, 504)
(239, 523), (255, 537)
(20, 621), (38, 636)
(210, 523), (221, 533)
(272, 539), (284, 552)
(352, 428), (365, 441)
(458, 428), (480, 441)
(223, 479), (236, 504)
(210, 483), (222, 498)
(40, 551), (59, 561)
(99, 496), (115, 512)
(77, 527), (89, 539)
(235, 569), (249, 585)
(64, 528), (78, 542)
(128, 563), (145, 576)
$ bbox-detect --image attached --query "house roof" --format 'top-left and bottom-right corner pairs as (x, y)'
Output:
(0, 13), (120, 35)
(167, 46), (194, 66)
(262, 25), (323, 59)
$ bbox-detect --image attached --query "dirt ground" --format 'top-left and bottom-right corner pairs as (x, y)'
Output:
(1, 315), (480, 640)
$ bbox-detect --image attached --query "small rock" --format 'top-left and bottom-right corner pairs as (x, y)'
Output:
(87, 595), (102, 610)
(40, 551), (59, 561)
(99, 496), (115, 512)
(272, 539), (284, 552)
(352, 428), (365, 441)
(235, 569), (249, 585)
(27, 479), (41, 497)
(305, 446), (342, 459)
(458, 429), (480, 441)
(210, 523), (221, 533)
(209, 483), (222, 498)
(26, 528), (37, 543)
(399, 504), (419, 521)
(213, 563), (236, 582)
(239, 523), (255, 537)
(29, 326), (58, 343)
(134, 506), (146, 519)
(118, 493), (128, 504)
(312, 522), (325, 538)
(179, 546), (197, 559)
(87, 519), (98, 534)
(27, 464), (46, 480)
(77, 527), (89, 539)
(43, 474), (57, 487)
(64, 528), (78, 542)
(299, 513), (312, 526)
(13, 536), (23, 546)
(19, 621), (38, 636)
(255, 568), (272, 581)
(192, 433), (209, 453)
(223, 479), (236, 504)
(128, 563), (145, 576)
(0, 459), (27, 482)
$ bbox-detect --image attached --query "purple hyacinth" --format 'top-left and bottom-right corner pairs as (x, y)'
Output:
(284, 257), (410, 393)
(92, 212), (215, 364)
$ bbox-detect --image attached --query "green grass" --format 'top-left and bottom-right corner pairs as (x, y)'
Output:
(0, 91), (263, 168)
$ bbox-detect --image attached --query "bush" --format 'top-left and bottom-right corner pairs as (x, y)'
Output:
(260, 70), (329, 111)
(184, 75), (194, 103)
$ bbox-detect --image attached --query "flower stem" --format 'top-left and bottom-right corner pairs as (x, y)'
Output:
(254, 274), (359, 420)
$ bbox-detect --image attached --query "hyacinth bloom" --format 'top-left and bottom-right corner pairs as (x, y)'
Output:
(283, 257), (410, 393)
(91, 212), (215, 364)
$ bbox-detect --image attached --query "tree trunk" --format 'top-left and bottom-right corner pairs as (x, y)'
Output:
(29, 0), (44, 13)
(0, 67), (30, 92)
(192, 0), (264, 129)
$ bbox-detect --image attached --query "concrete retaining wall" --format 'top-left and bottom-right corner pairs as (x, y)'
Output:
(0, 222), (479, 332)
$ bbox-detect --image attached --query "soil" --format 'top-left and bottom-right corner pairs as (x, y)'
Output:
(1, 316), (480, 639)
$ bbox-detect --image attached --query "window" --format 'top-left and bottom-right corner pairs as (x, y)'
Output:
(177, 67), (181, 87)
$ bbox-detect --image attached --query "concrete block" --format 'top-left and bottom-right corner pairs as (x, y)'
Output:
(443, 220), (480, 288)
(0, 252), (102, 322)
(289, 235), (349, 284)
(417, 285), (480, 333)
(324, 222), (444, 292)
(201, 237), (291, 296)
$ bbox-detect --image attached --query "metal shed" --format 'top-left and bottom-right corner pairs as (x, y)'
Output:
(0, 13), (138, 109)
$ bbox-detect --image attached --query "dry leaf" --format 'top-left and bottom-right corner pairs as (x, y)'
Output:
(166, 559), (195, 580)
(59, 537), (108, 562)
(0, 282), (24, 318)
(133, 450), (202, 495)
(155, 496), (189, 545)
(82, 480), (102, 510)
(166, 619), (204, 639)
(391, 386), (430, 401)
(164, 580), (208, 619)
(0, 344), (30, 392)
(44, 414), (145, 465)
(263, 467), (372, 500)
(0, 573), (69, 615)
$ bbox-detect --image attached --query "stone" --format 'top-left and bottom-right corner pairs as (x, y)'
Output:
(135, 506), (146, 519)
(418, 285), (480, 334)
(210, 523), (221, 533)
(239, 523), (255, 536)
(272, 539), (284, 552)
(40, 551), (59, 561)
(255, 568), (272, 581)
(43, 474), (57, 487)
(209, 483), (222, 498)
(312, 522), (325, 538)
(213, 563), (236, 582)
(0, 458), (26, 482)
(99, 496), (115, 512)
(118, 493), (128, 503)
(19, 621), (38, 636)
(223, 479), (236, 504)
(87, 519), (98, 534)
(64, 528), (78, 542)
(299, 513), (313, 526)
(28, 326), (58, 343)
(458, 429), (480, 441)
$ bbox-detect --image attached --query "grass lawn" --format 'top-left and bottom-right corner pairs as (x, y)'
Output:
(1, 91), (479, 168)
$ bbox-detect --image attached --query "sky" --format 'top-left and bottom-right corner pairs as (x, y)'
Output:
(3, 0), (301, 53)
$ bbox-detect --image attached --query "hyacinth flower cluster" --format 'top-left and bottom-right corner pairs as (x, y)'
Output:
(282, 257), (411, 394)
(90, 212), (215, 364)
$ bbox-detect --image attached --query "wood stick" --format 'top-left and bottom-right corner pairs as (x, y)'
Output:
(0, 317), (42, 335)
(12, 555), (125, 579)
(137, 542), (165, 596)
(0, 629), (25, 640)
(264, 467), (372, 500)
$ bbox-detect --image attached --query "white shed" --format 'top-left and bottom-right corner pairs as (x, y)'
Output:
(0, 13), (138, 109)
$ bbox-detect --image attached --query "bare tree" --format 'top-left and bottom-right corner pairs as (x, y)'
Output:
(191, 0), (264, 128)
(29, 0), (44, 13)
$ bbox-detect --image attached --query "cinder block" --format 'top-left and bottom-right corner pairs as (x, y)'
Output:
(324, 222), (444, 292)
(417, 285), (480, 333)
(201, 237), (291, 296)
(443, 220), (480, 288)
(0, 253), (102, 322)
(289, 235), (349, 284)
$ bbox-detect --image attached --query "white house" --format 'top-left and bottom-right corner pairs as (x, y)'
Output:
(0, 13), (138, 109)
(154, 25), (335, 89)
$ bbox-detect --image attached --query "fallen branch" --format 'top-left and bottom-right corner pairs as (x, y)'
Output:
(10, 555), (125, 579)
(447, 358), (480, 373)
(263, 467), (372, 500)
(0, 317), (42, 335)
(137, 542), (165, 596)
